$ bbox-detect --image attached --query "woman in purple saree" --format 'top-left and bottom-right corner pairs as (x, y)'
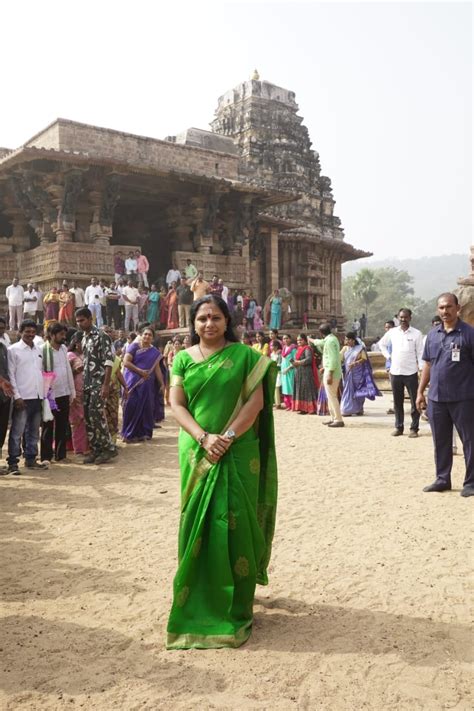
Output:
(122, 326), (165, 442)
(340, 332), (381, 416)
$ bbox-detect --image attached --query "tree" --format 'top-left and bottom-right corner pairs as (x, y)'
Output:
(352, 269), (380, 335)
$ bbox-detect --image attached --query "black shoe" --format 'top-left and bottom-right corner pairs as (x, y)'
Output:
(82, 453), (96, 464)
(322, 420), (333, 426)
(328, 421), (345, 428)
(460, 486), (474, 498)
(95, 452), (112, 464)
(7, 465), (21, 475)
(408, 431), (419, 438)
(391, 429), (403, 436)
(25, 460), (49, 469)
(423, 480), (451, 493)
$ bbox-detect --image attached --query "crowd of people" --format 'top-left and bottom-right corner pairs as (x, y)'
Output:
(4, 259), (287, 337)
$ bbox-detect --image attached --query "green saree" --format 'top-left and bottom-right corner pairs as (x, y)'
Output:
(166, 342), (277, 649)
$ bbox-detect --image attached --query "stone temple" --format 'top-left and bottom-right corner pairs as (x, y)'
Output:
(0, 72), (370, 327)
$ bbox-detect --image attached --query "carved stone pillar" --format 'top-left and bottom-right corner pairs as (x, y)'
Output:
(3, 209), (30, 252)
(191, 196), (213, 254)
(167, 204), (194, 251)
(88, 175), (120, 248)
(266, 226), (279, 292)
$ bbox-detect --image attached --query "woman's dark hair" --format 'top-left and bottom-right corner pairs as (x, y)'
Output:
(68, 331), (82, 352)
(256, 330), (265, 338)
(189, 295), (238, 345)
(297, 333), (308, 343)
(345, 331), (358, 341)
(139, 324), (154, 335)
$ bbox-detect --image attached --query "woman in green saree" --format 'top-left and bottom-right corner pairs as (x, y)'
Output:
(167, 295), (278, 649)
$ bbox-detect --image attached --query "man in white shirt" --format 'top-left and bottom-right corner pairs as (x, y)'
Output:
(122, 279), (140, 331)
(6, 277), (24, 331)
(40, 323), (76, 462)
(166, 265), (181, 288)
(84, 277), (104, 327)
(7, 319), (47, 474)
(125, 251), (138, 276)
(379, 308), (424, 437)
(219, 279), (229, 303)
(117, 278), (126, 328)
(23, 284), (38, 319)
(69, 281), (85, 309)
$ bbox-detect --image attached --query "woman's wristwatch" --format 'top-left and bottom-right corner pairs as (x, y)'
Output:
(197, 431), (208, 446)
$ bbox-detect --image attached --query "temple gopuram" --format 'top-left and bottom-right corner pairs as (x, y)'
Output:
(0, 72), (370, 327)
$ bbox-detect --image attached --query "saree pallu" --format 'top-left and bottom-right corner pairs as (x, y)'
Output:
(67, 352), (89, 454)
(281, 345), (296, 397)
(59, 293), (74, 324)
(122, 344), (161, 441)
(341, 345), (381, 416)
(293, 346), (319, 414)
(147, 292), (160, 324)
(167, 343), (277, 649)
(166, 291), (179, 329)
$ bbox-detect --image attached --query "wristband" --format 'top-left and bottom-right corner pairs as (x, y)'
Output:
(197, 431), (208, 446)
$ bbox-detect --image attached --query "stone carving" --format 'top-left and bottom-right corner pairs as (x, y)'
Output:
(21, 173), (57, 224)
(203, 191), (221, 237)
(60, 170), (83, 226)
(100, 174), (121, 226)
(7, 177), (42, 230)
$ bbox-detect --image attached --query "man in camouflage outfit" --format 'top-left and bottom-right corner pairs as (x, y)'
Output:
(75, 307), (117, 464)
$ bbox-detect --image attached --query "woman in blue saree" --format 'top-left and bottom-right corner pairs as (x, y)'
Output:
(167, 295), (277, 649)
(122, 325), (165, 442)
(340, 332), (381, 416)
(146, 284), (160, 327)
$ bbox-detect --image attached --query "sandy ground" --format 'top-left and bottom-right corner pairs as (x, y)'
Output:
(0, 394), (472, 711)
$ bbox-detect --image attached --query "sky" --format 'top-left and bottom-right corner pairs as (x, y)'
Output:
(1, 1), (471, 261)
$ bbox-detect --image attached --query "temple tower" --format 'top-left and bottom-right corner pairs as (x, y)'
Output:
(211, 73), (365, 324)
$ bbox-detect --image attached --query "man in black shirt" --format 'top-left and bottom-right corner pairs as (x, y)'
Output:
(176, 277), (193, 328)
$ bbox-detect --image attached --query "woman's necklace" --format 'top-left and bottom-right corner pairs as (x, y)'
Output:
(198, 340), (226, 362)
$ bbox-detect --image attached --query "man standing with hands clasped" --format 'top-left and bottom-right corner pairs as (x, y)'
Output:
(417, 293), (474, 497)
(379, 308), (424, 437)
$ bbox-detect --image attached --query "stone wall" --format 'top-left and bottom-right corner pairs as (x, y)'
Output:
(26, 120), (240, 181)
(173, 251), (249, 289)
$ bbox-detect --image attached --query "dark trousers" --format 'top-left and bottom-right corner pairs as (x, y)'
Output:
(0, 397), (11, 451)
(428, 399), (474, 489)
(390, 372), (420, 432)
(106, 303), (121, 329)
(84, 389), (113, 456)
(8, 398), (42, 467)
(40, 394), (70, 461)
(101, 305), (107, 326)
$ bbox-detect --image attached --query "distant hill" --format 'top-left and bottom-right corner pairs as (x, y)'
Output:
(342, 253), (470, 301)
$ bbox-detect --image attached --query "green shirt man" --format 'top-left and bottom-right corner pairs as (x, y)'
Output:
(309, 326), (344, 426)
(184, 260), (198, 280)
(310, 333), (342, 380)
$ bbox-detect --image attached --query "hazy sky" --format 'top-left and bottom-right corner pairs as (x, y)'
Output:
(1, 1), (471, 260)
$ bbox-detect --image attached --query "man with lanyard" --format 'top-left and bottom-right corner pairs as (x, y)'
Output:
(379, 308), (424, 437)
(310, 323), (344, 428)
(75, 307), (117, 465)
(417, 293), (474, 497)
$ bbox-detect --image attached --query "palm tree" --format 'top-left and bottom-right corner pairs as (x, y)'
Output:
(352, 269), (380, 336)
